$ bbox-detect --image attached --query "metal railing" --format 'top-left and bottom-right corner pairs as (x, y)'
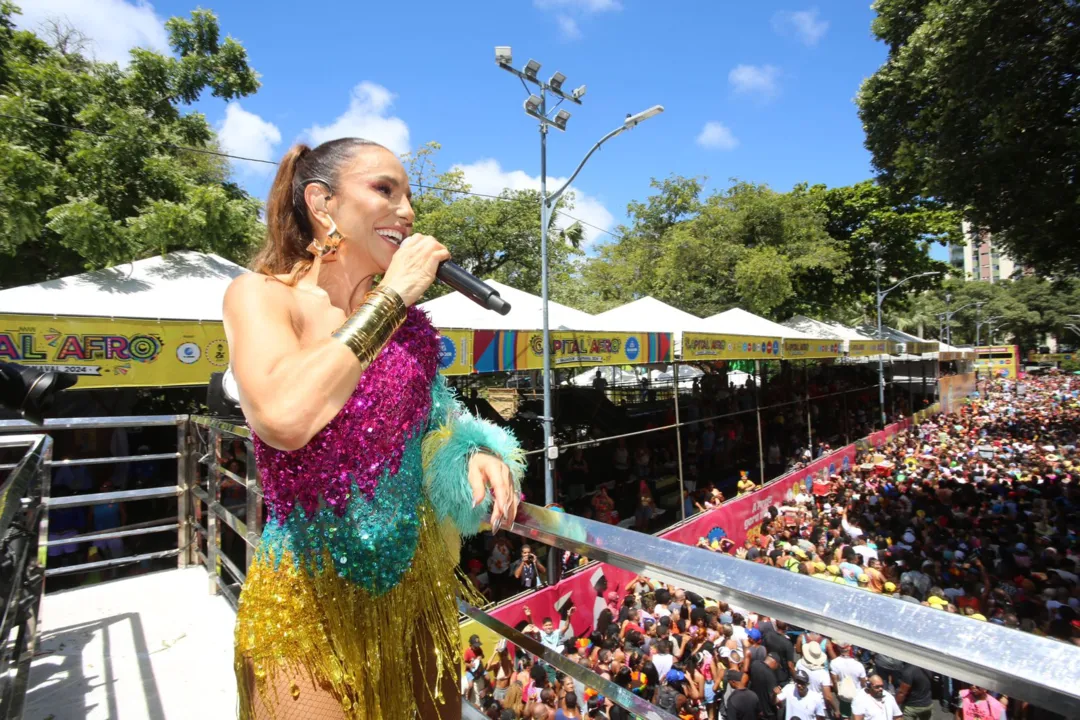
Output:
(475, 503), (1080, 718)
(188, 416), (262, 608)
(0, 433), (50, 720)
(0, 415), (192, 580)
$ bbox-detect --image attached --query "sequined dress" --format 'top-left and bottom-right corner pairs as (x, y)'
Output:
(234, 308), (523, 719)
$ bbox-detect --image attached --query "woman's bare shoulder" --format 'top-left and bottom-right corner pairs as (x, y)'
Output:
(223, 272), (297, 316)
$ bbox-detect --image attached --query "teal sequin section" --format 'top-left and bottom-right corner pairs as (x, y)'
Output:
(257, 430), (426, 596)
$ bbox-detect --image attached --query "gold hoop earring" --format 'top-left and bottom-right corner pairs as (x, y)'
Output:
(307, 218), (343, 261)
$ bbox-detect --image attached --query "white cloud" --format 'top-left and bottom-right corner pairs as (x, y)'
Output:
(453, 159), (615, 249)
(534, 0), (620, 40)
(14, 0), (169, 66)
(304, 82), (410, 155)
(217, 102), (281, 176)
(696, 122), (739, 151)
(729, 64), (780, 98)
(555, 15), (582, 40)
(773, 9), (829, 46)
(534, 0), (622, 10)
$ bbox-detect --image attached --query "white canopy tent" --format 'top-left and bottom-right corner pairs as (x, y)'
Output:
(783, 315), (890, 361)
(0, 251), (246, 321)
(418, 280), (595, 331)
(591, 297), (711, 354)
(701, 307), (818, 339)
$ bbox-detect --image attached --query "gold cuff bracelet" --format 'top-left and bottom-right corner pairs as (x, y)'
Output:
(331, 286), (407, 369)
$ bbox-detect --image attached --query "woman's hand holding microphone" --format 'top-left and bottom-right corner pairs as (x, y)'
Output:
(380, 234), (450, 307)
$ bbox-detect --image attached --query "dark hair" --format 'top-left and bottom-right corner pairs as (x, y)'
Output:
(253, 138), (387, 282)
(565, 692), (578, 709)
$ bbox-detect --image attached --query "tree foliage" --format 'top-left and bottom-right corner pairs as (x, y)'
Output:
(0, 4), (263, 288)
(403, 142), (584, 300)
(887, 276), (1080, 351)
(857, 0), (1080, 274)
(580, 176), (954, 321)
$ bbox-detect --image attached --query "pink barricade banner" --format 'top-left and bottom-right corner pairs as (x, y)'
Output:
(483, 416), (923, 641)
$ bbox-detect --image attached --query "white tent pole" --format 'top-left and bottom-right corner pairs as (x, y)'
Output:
(755, 360), (766, 485)
(673, 360), (685, 520)
(805, 361), (813, 457)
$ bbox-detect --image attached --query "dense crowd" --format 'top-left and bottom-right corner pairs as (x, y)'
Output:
(462, 373), (1079, 719)
(466, 364), (917, 603)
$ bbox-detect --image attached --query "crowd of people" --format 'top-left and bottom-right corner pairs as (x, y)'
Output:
(462, 373), (1079, 719)
(465, 364), (920, 603)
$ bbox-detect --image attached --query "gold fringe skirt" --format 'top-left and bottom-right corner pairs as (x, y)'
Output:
(234, 506), (474, 719)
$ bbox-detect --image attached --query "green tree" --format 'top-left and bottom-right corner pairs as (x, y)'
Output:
(583, 176), (849, 318)
(403, 142), (584, 300)
(800, 180), (955, 324)
(0, 4), (263, 288)
(857, 0), (1080, 274)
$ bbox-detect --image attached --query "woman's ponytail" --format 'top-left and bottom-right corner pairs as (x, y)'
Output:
(250, 138), (387, 283)
(251, 143), (312, 281)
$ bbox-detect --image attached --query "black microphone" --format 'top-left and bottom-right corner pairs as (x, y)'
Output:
(436, 261), (511, 315)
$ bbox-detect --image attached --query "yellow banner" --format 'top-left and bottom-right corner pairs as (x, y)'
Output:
(477, 330), (671, 371)
(436, 328), (473, 376)
(905, 341), (940, 355)
(1029, 353), (1075, 362)
(847, 340), (893, 357)
(681, 332), (782, 360)
(782, 339), (843, 359)
(0, 314), (228, 388)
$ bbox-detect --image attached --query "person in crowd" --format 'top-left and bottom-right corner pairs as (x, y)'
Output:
(894, 661), (934, 720)
(956, 685), (1007, 720)
(852, 674), (902, 720)
(592, 486), (617, 525)
(779, 669), (827, 720)
(513, 544), (547, 591)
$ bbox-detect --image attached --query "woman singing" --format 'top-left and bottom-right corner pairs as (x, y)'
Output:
(224, 138), (524, 719)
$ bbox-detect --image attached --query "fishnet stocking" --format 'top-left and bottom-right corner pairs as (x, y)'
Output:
(244, 659), (348, 720)
(241, 628), (461, 720)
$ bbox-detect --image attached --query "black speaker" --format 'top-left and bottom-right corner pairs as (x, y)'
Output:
(206, 371), (243, 419)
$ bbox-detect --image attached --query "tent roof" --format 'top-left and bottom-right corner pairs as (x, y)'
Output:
(418, 280), (595, 331)
(591, 296), (711, 333)
(783, 315), (876, 341)
(701, 308), (818, 339)
(859, 324), (926, 343)
(0, 251), (246, 321)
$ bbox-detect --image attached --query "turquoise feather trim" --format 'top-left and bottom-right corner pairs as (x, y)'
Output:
(421, 376), (525, 537)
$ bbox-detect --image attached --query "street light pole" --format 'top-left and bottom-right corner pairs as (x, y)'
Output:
(874, 266), (941, 429)
(945, 293), (952, 346)
(537, 88), (553, 512)
(942, 301), (981, 346)
(496, 47), (662, 583)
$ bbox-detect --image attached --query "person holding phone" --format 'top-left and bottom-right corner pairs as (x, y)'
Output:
(514, 544), (547, 590)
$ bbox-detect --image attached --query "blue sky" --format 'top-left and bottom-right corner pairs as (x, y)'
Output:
(22, 1), (947, 259)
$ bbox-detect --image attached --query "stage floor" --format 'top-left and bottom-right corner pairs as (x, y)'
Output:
(24, 567), (237, 720)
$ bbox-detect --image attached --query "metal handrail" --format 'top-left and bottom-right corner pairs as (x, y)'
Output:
(493, 504), (1080, 715)
(0, 415), (186, 431)
(0, 415), (195, 583)
(0, 433), (49, 719)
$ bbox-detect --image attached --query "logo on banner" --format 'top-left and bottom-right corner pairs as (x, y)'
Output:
(625, 337), (640, 361)
(842, 455), (851, 470)
(176, 342), (201, 364)
(205, 339), (228, 367)
(438, 335), (457, 369)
